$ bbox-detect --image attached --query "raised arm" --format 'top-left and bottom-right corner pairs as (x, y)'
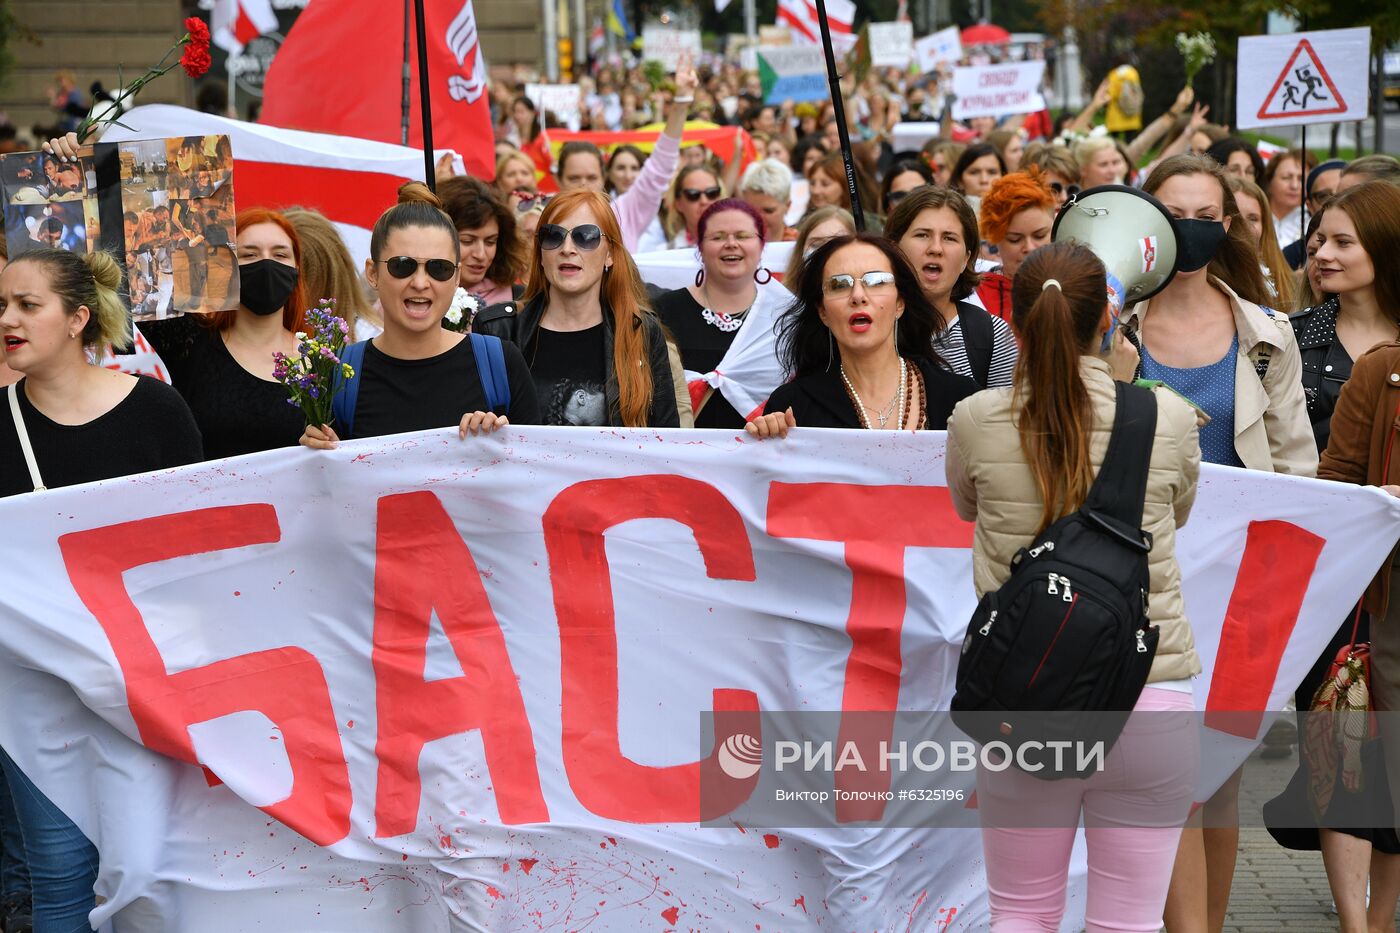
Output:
(612, 55), (698, 251)
(1125, 87), (1193, 164)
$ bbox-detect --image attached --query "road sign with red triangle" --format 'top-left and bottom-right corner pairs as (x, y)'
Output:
(1236, 27), (1369, 129)
(1256, 38), (1348, 120)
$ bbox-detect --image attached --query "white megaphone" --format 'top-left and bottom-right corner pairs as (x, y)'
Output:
(1051, 184), (1179, 312)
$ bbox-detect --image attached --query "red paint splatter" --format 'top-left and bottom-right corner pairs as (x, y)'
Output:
(346, 720), (354, 728)
(485, 885), (503, 900)
(233, 590), (241, 597)
(439, 834), (451, 848)
(763, 833), (780, 848)
(500, 861), (510, 872)
(661, 906), (680, 925)
(607, 836), (617, 846)
(519, 858), (537, 875)
(794, 895), (807, 913)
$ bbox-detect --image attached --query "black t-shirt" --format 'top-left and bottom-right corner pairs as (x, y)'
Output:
(0, 376), (203, 499)
(350, 335), (539, 440)
(144, 315), (305, 460)
(529, 324), (610, 426)
(652, 287), (744, 428)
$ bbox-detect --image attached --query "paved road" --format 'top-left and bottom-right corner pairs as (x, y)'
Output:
(1269, 105), (1400, 154)
(1229, 743), (1342, 931)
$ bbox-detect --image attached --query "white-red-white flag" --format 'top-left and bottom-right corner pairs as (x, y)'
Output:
(776, 0), (856, 53)
(210, 0), (278, 55)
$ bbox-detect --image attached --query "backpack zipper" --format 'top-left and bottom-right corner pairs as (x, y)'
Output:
(1028, 594), (1079, 688)
(978, 609), (998, 637)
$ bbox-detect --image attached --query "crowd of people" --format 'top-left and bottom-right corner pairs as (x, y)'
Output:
(0, 41), (1399, 933)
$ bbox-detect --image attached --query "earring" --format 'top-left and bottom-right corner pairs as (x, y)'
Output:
(754, 267), (773, 285)
(69, 332), (77, 339)
(694, 268), (705, 288)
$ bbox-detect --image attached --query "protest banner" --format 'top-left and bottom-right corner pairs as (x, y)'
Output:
(915, 25), (963, 74)
(756, 44), (830, 104)
(0, 426), (1395, 930)
(525, 83), (583, 131)
(640, 25), (702, 70)
(952, 60), (1047, 120)
(100, 105), (460, 268)
(868, 22), (914, 69)
(1236, 27), (1371, 129)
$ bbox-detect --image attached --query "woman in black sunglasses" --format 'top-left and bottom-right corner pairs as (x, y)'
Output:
(473, 189), (679, 428)
(640, 165), (725, 253)
(300, 183), (539, 449)
(746, 234), (976, 436)
(879, 159), (933, 216)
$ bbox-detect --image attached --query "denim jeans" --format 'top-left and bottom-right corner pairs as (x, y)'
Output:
(0, 762), (30, 898)
(0, 748), (97, 932)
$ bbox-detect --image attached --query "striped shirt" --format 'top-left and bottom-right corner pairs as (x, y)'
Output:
(932, 308), (1020, 388)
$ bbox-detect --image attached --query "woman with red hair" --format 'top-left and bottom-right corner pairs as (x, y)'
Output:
(975, 171), (1059, 325)
(143, 206), (310, 459)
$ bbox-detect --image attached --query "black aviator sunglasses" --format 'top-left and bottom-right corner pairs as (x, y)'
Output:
(377, 256), (459, 282)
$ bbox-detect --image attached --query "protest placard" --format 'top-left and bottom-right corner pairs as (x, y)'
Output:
(641, 25), (702, 70)
(952, 61), (1046, 119)
(869, 22), (914, 68)
(525, 83), (583, 131)
(915, 26), (962, 74)
(757, 45), (829, 105)
(0, 135), (239, 323)
(1236, 27), (1370, 129)
(0, 427), (1394, 929)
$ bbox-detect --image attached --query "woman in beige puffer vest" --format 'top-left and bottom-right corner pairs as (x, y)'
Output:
(945, 241), (1202, 932)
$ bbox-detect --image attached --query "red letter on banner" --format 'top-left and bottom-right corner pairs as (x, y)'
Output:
(59, 506), (352, 846)
(768, 483), (974, 822)
(1205, 520), (1325, 737)
(371, 492), (548, 836)
(544, 475), (761, 823)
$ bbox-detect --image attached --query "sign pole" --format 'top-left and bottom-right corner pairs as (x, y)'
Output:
(813, 0), (865, 229)
(401, 0), (412, 147)
(412, 0), (436, 192)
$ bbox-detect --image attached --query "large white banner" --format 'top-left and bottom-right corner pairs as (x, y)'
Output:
(0, 427), (1396, 931)
(1236, 27), (1371, 130)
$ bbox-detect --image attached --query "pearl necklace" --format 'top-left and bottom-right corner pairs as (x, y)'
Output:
(841, 359), (907, 429)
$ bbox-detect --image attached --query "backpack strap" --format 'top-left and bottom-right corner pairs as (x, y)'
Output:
(1082, 381), (1159, 531)
(332, 339), (368, 438)
(957, 303), (994, 389)
(469, 332), (511, 416)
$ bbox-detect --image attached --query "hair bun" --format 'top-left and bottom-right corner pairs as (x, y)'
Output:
(397, 180), (445, 211)
(84, 250), (125, 292)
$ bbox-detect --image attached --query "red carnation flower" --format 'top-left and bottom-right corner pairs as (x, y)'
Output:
(181, 17), (213, 78)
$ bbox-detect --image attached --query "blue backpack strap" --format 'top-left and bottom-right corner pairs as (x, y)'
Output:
(469, 332), (511, 416)
(332, 339), (368, 437)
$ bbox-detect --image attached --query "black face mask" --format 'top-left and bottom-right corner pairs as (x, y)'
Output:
(238, 258), (299, 316)
(1174, 218), (1229, 273)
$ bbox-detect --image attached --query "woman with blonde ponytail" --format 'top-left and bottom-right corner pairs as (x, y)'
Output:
(0, 248), (201, 930)
(474, 188), (679, 427)
(945, 242), (1203, 930)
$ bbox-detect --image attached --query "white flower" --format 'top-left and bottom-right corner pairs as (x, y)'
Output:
(294, 331), (307, 340)
(444, 305), (463, 325)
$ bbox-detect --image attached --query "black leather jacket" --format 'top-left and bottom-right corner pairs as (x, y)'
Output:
(1289, 297), (1348, 454)
(472, 293), (680, 428)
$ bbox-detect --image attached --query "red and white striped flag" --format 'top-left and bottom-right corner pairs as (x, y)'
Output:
(210, 0), (278, 55)
(776, 0), (856, 53)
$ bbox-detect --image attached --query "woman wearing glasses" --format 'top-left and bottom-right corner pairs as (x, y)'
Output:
(879, 159), (934, 217)
(746, 234), (977, 436)
(473, 189), (679, 428)
(639, 165), (725, 253)
(301, 183), (539, 448)
(652, 199), (788, 428)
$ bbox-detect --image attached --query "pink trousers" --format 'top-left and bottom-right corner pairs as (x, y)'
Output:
(976, 687), (1199, 932)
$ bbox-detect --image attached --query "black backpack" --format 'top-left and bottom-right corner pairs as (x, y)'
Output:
(957, 302), (994, 389)
(951, 382), (1160, 778)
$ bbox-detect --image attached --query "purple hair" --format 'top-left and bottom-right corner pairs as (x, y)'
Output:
(696, 198), (767, 247)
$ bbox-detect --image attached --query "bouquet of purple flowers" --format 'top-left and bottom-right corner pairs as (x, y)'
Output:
(272, 299), (354, 428)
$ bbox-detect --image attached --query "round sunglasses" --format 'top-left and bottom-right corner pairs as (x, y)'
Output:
(1048, 182), (1081, 200)
(681, 186), (722, 203)
(538, 223), (605, 252)
(377, 256), (459, 282)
